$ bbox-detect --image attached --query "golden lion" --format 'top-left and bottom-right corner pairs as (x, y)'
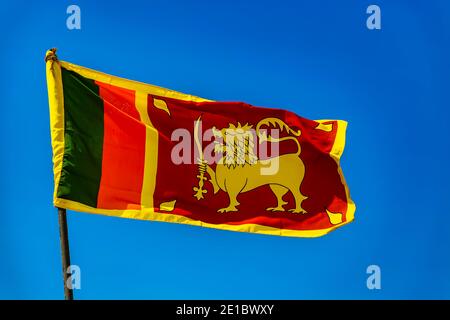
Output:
(194, 117), (308, 214)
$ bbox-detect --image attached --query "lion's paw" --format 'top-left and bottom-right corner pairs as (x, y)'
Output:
(266, 207), (285, 212)
(218, 206), (238, 213)
(289, 208), (307, 214)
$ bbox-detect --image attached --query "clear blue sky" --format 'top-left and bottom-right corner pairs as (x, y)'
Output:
(1, 0), (449, 299)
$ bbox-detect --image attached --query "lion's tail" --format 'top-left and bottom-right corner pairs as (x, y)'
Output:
(256, 117), (301, 156)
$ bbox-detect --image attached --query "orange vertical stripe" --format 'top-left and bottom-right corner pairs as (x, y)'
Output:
(96, 81), (146, 210)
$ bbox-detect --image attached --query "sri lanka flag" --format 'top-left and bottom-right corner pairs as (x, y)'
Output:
(45, 49), (355, 238)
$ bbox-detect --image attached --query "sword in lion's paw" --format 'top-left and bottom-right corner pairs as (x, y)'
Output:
(193, 116), (208, 200)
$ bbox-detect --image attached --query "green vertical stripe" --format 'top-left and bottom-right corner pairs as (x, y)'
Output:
(57, 67), (104, 207)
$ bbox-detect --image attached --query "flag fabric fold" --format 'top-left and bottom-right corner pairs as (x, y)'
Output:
(46, 50), (355, 237)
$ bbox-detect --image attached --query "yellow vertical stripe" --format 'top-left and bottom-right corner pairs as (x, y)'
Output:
(135, 91), (158, 214)
(45, 51), (65, 203)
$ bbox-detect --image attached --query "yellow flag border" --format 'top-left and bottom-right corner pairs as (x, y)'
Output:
(47, 54), (355, 238)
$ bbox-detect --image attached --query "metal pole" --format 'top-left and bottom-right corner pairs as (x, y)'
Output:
(57, 207), (74, 300)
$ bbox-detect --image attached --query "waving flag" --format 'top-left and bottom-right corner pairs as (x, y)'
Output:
(46, 49), (355, 237)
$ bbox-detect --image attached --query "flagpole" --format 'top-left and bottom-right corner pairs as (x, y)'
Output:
(57, 207), (74, 300)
